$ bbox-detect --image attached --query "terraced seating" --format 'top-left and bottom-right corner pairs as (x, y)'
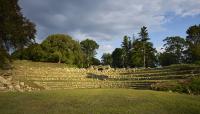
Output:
(12, 60), (200, 90)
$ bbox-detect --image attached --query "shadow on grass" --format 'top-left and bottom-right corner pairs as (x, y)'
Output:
(86, 73), (109, 80)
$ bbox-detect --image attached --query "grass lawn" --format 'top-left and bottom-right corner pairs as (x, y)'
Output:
(0, 89), (200, 114)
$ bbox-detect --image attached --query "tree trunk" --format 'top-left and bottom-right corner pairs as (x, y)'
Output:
(58, 56), (61, 63)
(143, 42), (146, 68)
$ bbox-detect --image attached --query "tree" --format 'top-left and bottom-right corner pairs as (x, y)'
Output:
(130, 39), (157, 67)
(12, 44), (47, 61)
(41, 34), (83, 65)
(12, 34), (85, 67)
(91, 57), (101, 65)
(112, 48), (125, 68)
(121, 35), (132, 67)
(162, 36), (187, 64)
(186, 24), (200, 62)
(138, 26), (150, 68)
(158, 52), (178, 66)
(0, 0), (36, 68)
(101, 53), (112, 65)
(80, 39), (99, 67)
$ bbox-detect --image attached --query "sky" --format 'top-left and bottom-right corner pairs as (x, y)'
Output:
(19, 0), (200, 60)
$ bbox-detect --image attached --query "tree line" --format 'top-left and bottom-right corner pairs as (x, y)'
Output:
(11, 34), (100, 68)
(102, 25), (200, 68)
(1, 0), (200, 69)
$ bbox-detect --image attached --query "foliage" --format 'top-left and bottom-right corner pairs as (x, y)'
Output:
(158, 52), (178, 66)
(12, 34), (85, 67)
(101, 53), (112, 65)
(112, 48), (125, 68)
(0, 0), (36, 68)
(186, 24), (200, 62)
(0, 48), (11, 69)
(129, 27), (157, 68)
(159, 36), (188, 66)
(188, 78), (200, 94)
(110, 26), (157, 68)
(138, 26), (150, 68)
(121, 36), (132, 67)
(129, 40), (143, 67)
(80, 39), (99, 67)
(174, 78), (200, 95)
(91, 57), (101, 65)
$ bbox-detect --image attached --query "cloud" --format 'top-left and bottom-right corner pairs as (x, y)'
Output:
(99, 44), (114, 54)
(19, 0), (200, 42)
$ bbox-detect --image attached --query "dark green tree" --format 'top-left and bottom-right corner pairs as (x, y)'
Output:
(91, 57), (101, 65)
(130, 39), (157, 67)
(0, 0), (36, 68)
(80, 39), (99, 67)
(12, 44), (47, 61)
(112, 48), (125, 68)
(101, 53), (112, 65)
(162, 36), (187, 64)
(129, 40), (143, 67)
(158, 52), (178, 66)
(186, 24), (200, 62)
(121, 35), (132, 67)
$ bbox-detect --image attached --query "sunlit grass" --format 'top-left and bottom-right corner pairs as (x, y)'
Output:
(0, 89), (200, 114)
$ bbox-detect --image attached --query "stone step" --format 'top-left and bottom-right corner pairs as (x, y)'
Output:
(14, 73), (199, 82)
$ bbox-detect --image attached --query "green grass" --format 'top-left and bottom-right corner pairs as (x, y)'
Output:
(0, 89), (200, 114)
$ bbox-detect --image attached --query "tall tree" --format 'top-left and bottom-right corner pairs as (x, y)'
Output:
(138, 26), (150, 68)
(186, 24), (200, 62)
(112, 48), (125, 68)
(130, 40), (143, 67)
(101, 53), (112, 65)
(121, 35), (131, 67)
(130, 39), (157, 67)
(80, 39), (99, 67)
(0, 0), (36, 68)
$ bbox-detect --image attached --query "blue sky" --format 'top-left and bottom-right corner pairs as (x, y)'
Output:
(19, 0), (200, 60)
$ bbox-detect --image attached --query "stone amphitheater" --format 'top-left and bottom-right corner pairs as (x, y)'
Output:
(1, 60), (200, 92)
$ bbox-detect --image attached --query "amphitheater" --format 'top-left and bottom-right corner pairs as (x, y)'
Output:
(1, 60), (200, 92)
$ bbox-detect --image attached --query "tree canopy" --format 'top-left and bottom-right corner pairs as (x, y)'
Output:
(80, 39), (99, 67)
(0, 0), (36, 68)
(101, 53), (112, 65)
(161, 36), (187, 65)
(186, 24), (200, 62)
(12, 34), (85, 67)
(112, 48), (125, 68)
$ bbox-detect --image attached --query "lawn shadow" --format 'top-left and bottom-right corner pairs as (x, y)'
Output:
(86, 73), (109, 80)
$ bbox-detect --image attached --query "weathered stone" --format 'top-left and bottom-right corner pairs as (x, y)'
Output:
(0, 76), (11, 85)
(14, 84), (23, 92)
(19, 82), (25, 86)
(8, 85), (13, 89)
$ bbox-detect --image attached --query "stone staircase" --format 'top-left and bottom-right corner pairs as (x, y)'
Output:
(11, 61), (200, 90)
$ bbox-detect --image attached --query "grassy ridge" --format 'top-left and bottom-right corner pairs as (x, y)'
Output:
(0, 89), (200, 114)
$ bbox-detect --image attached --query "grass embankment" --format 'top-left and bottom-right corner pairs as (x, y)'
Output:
(0, 89), (200, 114)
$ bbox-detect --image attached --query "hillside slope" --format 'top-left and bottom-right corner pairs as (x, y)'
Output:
(7, 60), (200, 91)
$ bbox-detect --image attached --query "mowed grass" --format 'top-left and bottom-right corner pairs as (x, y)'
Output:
(0, 89), (200, 114)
